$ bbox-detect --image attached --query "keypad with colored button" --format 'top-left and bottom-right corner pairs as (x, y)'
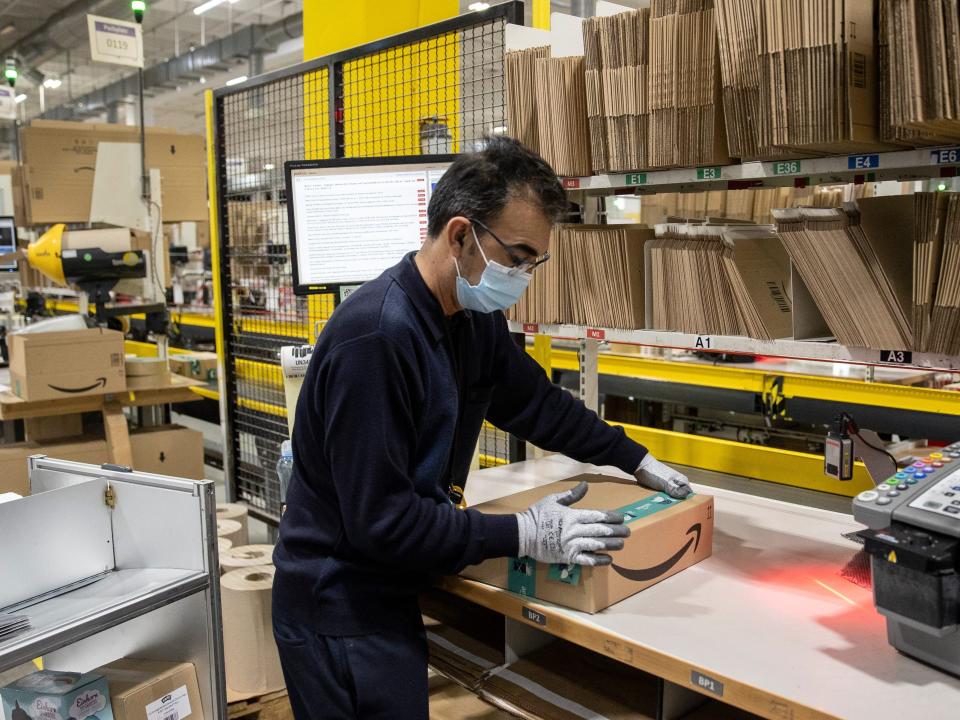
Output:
(908, 465), (960, 521)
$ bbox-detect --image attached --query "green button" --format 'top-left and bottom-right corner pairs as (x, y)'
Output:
(886, 478), (899, 485)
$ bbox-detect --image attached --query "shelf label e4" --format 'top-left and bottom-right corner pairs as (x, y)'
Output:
(848, 154), (879, 170)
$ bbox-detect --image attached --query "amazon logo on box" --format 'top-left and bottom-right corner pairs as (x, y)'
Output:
(462, 474), (714, 613)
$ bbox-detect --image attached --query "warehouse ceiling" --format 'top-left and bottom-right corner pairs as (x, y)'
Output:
(1, 0), (645, 135)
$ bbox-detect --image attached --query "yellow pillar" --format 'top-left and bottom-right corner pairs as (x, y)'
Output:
(531, 334), (553, 376)
(304, 0), (459, 59)
(532, 0), (551, 30)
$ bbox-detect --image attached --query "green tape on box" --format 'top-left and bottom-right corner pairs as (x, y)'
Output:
(617, 492), (690, 524)
(508, 557), (537, 596)
(548, 563), (581, 586)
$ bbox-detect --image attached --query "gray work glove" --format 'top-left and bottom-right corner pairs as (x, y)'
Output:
(635, 454), (692, 499)
(515, 481), (629, 567)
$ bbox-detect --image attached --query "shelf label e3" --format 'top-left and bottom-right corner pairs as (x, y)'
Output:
(696, 166), (722, 180)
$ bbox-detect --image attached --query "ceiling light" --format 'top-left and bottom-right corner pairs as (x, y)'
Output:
(225, 75), (247, 87)
(492, 125), (507, 135)
(194, 0), (238, 15)
(263, 163), (275, 170)
(468, 2), (490, 10)
(199, 76), (206, 84)
(131, 0), (146, 23)
(42, 78), (61, 89)
(15, 94), (26, 103)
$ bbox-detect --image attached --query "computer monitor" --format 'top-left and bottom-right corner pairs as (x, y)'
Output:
(285, 157), (453, 296)
(0, 217), (17, 272)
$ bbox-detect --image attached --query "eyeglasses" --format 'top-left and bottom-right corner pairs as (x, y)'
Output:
(469, 218), (551, 274)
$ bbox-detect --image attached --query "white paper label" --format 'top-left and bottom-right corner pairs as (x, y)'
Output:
(0, 87), (16, 121)
(87, 14), (144, 68)
(280, 344), (314, 379)
(145, 684), (192, 720)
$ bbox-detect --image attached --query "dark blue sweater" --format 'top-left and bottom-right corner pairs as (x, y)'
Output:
(273, 253), (648, 635)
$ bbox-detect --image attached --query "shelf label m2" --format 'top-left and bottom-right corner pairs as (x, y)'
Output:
(625, 173), (647, 186)
(697, 166), (722, 180)
(932, 148), (960, 165)
(773, 160), (801, 175)
(880, 350), (913, 365)
(691, 671), (724, 697)
(848, 154), (879, 170)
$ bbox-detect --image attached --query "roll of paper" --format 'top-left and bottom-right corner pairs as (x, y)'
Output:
(217, 503), (250, 546)
(220, 544), (275, 574)
(217, 518), (243, 547)
(218, 537), (233, 554)
(221, 566), (285, 696)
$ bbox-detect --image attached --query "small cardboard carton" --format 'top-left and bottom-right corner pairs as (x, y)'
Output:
(97, 659), (202, 720)
(10, 328), (125, 402)
(168, 352), (218, 382)
(1, 670), (114, 720)
(462, 475), (714, 613)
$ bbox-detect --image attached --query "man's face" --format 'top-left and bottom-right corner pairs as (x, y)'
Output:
(457, 197), (552, 285)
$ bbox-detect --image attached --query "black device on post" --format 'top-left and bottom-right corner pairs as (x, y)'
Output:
(0, 217), (17, 272)
(284, 156), (454, 299)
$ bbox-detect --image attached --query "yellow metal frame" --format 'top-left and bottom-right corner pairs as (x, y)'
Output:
(550, 349), (960, 416)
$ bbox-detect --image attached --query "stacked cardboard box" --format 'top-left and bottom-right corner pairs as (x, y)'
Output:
(19, 120), (207, 225)
(647, 222), (794, 340)
(582, 9), (651, 173)
(881, 0), (960, 142)
(913, 192), (960, 355)
(505, 46), (550, 155)
(534, 56), (593, 177)
(510, 224), (649, 329)
(774, 198), (914, 350)
(756, 0), (884, 154)
(647, 0), (729, 168)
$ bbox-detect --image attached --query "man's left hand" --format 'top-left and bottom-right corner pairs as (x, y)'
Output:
(634, 454), (692, 499)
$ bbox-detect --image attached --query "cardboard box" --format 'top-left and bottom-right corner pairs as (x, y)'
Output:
(1, 670), (115, 720)
(168, 352), (218, 382)
(20, 120), (206, 224)
(10, 327), (126, 402)
(0, 425), (204, 496)
(125, 356), (168, 378)
(462, 475), (714, 613)
(97, 659), (202, 720)
(24, 414), (84, 443)
(130, 425), (205, 479)
(0, 160), (27, 227)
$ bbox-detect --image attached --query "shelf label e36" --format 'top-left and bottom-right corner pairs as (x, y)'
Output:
(772, 160), (801, 175)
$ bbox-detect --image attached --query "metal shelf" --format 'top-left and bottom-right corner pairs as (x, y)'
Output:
(1, 568), (209, 672)
(560, 145), (960, 193)
(508, 321), (960, 372)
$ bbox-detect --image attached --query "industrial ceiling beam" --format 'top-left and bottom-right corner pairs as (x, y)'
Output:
(39, 12), (302, 121)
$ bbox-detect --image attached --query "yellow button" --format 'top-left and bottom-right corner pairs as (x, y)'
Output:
(931, 453), (943, 459)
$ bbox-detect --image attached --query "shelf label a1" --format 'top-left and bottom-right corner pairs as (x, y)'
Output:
(522, 323), (540, 334)
(773, 160), (801, 175)
(880, 350), (913, 365)
(695, 336), (712, 349)
(932, 148), (960, 165)
(697, 166), (722, 180)
(848, 154), (879, 170)
(625, 172), (647, 186)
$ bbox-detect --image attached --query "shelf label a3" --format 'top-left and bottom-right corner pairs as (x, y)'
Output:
(880, 350), (913, 365)
(561, 178), (581, 189)
(586, 328), (606, 340)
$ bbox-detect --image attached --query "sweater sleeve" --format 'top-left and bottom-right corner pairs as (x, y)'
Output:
(320, 332), (518, 573)
(485, 314), (648, 474)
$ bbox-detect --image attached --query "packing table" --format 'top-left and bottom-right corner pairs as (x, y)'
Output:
(438, 455), (960, 720)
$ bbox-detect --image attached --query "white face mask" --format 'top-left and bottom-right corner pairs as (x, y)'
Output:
(454, 226), (532, 313)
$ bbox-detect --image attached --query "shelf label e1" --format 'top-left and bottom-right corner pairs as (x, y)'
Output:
(625, 172), (647, 186)
(848, 154), (879, 170)
(880, 350), (913, 365)
(931, 148), (960, 165)
(697, 166), (722, 180)
(772, 160), (801, 175)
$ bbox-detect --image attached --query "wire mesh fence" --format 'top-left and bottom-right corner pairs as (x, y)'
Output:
(213, 6), (521, 521)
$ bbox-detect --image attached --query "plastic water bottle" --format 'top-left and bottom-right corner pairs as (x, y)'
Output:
(276, 440), (294, 514)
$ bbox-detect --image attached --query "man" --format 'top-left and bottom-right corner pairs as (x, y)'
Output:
(273, 137), (691, 719)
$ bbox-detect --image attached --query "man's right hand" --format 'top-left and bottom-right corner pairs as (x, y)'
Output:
(515, 481), (629, 567)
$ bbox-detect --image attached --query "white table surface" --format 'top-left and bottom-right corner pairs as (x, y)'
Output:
(463, 456), (960, 720)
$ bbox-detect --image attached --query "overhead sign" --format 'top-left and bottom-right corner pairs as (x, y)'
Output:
(0, 87), (16, 121)
(87, 14), (144, 68)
